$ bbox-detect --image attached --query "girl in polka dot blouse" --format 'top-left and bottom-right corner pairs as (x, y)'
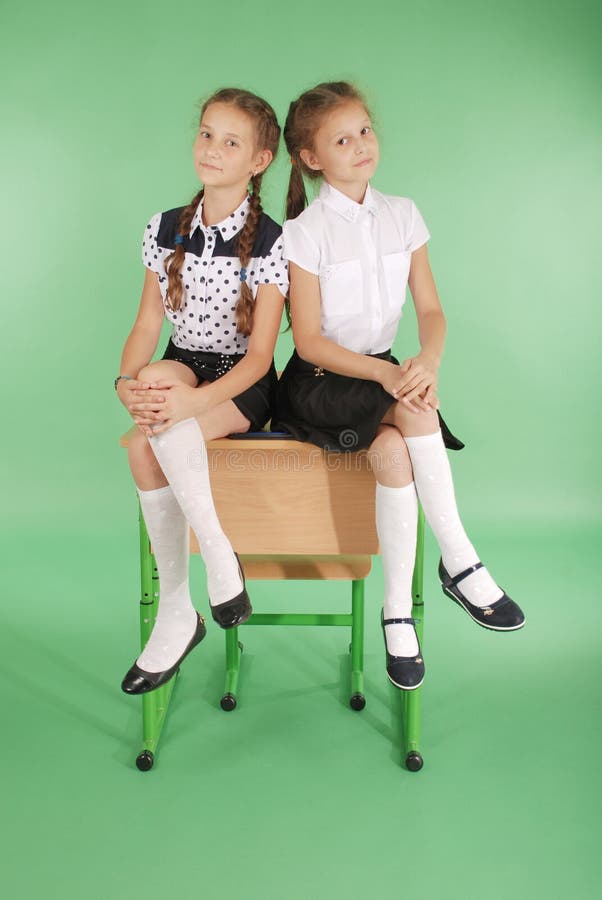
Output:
(116, 88), (288, 695)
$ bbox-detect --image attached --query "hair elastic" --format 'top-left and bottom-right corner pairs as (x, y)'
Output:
(174, 234), (184, 245)
(240, 267), (248, 283)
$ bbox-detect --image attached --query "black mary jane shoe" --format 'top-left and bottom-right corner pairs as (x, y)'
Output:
(381, 612), (425, 691)
(121, 612), (207, 695)
(438, 558), (525, 632)
(210, 553), (253, 629)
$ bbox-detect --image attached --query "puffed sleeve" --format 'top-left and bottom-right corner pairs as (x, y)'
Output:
(252, 233), (289, 298)
(141, 212), (163, 274)
(282, 218), (320, 275)
(407, 200), (431, 252)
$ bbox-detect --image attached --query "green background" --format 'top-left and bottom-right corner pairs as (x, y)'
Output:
(2, 0), (600, 898)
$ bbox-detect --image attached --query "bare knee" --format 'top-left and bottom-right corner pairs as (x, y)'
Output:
(137, 362), (170, 383)
(367, 426), (414, 485)
(136, 360), (196, 385)
(391, 401), (439, 435)
(137, 364), (156, 382)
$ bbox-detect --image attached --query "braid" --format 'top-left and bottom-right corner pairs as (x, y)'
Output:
(164, 188), (204, 311)
(165, 89), (279, 332)
(235, 173), (263, 336)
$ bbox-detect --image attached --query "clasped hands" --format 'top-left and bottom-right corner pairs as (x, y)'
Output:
(117, 352), (438, 434)
(380, 353), (440, 413)
(117, 380), (204, 436)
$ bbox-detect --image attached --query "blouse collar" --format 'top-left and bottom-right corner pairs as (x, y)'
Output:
(319, 181), (378, 221)
(189, 194), (250, 238)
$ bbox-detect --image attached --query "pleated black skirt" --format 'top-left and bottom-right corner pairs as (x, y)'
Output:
(272, 349), (465, 453)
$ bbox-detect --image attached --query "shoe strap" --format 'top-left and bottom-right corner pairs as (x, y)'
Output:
(383, 617), (416, 626)
(487, 593), (510, 610)
(446, 561), (483, 587)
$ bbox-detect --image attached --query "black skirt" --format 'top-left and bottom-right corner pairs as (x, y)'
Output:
(162, 339), (276, 432)
(272, 349), (465, 453)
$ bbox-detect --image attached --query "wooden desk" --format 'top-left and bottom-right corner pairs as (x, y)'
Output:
(120, 429), (379, 575)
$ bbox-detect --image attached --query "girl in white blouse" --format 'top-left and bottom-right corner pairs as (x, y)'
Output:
(116, 89), (288, 695)
(273, 81), (524, 691)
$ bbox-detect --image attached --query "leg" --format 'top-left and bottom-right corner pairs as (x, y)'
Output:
(367, 427), (424, 689)
(381, 403), (524, 629)
(128, 400), (251, 491)
(127, 359), (198, 489)
(136, 362), (252, 624)
(124, 439), (205, 693)
(122, 361), (250, 690)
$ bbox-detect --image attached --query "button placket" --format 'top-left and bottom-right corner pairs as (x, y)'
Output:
(365, 225), (381, 330)
(196, 226), (215, 344)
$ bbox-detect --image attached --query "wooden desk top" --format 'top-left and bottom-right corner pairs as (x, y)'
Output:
(119, 427), (378, 554)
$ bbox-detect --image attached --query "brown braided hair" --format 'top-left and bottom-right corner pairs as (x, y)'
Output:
(164, 88), (280, 336)
(164, 188), (204, 313)
(284, 82), (371, 220)
(235, 171), (265, 335)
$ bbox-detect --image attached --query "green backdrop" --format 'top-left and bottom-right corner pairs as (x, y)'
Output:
(1, 1), (600, 898)
(2, 0), (600, 528)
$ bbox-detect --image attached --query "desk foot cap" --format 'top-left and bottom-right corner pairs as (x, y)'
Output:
(405, 751), (423, 772)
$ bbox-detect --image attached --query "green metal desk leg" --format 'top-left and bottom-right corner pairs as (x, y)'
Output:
(135, 505), (179, 772)
(349, 578), (366, 710)
(403, 505), (425, 772)
(221, 626), (242, 711)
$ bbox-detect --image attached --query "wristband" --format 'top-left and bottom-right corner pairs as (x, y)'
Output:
(114, 375), (134, 391)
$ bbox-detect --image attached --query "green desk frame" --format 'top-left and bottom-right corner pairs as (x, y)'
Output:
(132, 505), (426, 774)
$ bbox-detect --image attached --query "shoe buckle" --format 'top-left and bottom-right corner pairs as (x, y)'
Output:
(483, 608), (494, 616)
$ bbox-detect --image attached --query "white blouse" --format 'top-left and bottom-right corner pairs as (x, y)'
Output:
(282, 182), (430, 355)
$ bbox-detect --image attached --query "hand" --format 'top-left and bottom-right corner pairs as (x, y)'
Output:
(132, 381), (211, 436)
(422, 385), (440, 410)
(378, 359), (437, 413)
(117, 380), (167, 435)
(116, 379), (158, 414)
(394, 353), (439, 409)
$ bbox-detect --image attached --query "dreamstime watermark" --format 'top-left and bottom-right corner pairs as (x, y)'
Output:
(338, 428), (359, 450)
(186, 431), (409, 474)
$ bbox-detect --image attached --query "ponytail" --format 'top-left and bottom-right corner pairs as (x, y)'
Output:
(283, 80), (371, 221)
(286, 160), (308, 221)
(282, 83), (370, 329)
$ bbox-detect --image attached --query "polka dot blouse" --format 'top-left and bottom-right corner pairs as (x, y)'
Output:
(142, 194), (288, 354)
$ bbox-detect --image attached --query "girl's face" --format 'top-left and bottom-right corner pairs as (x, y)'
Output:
(193, 102), (272, 190)
(300, 100), (379, 197)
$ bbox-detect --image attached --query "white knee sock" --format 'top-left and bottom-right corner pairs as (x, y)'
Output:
(376, 482), (419, 657)
(136, 485), (198, 672)
(148, 418), (243, 605)
(404, 431), (503, 607)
